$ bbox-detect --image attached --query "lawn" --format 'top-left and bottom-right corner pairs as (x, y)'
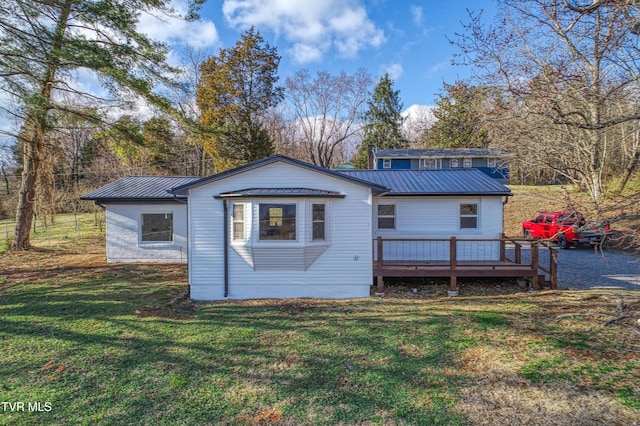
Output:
(0, 215), (639, 425)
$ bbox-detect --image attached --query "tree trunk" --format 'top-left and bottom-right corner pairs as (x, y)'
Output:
(12, 125), (43, 249)
(10, 0), (73, 250)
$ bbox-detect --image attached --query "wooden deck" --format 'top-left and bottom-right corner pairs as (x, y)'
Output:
(373, 236), (558, 294)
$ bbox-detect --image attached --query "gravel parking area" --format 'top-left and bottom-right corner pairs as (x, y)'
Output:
(542, 245), (640, 290)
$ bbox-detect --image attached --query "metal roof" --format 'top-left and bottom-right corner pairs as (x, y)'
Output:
(216, 188), (345, 198)
(339, 169), (512, 196)
(375, 148), (506, 158)
(81, 176), (200, 202)
(171, 155), (387, 195)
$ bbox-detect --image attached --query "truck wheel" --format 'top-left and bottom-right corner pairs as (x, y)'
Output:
(524, 229), (531, 239)
(557, 235), (570, 249)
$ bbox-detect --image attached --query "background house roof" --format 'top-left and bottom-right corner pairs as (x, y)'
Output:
(81, 176), (200, 202)
(375, 148), (506, 158)
(340, 169), (512, 196)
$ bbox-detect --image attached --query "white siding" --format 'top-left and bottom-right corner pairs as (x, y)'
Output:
(373, 196), (504, 261)
(188, 162), (373, 300)
(105, 203), (188, 262)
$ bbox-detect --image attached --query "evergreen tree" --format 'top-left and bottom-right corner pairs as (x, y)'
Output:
(354, 74), (407, 168)
(197, 27), (283, 170)
(423, 81), (490, 149)
(0, 0), (204, 249)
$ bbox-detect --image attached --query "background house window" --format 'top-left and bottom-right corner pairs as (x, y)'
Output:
(259, 203), (296, 240)
(141, 213), (173, 242)
(463, 158), (473, 168)
(232, 203), (244, 241)
(450, 158), (459, 168)
(312, 204), (325, 240)
(460, 204), (478, 229)
(382, 158), (391, 168)
(420, 158), (442, 169)
(377, 204), (396, 229)
(487, 158), (497, 167)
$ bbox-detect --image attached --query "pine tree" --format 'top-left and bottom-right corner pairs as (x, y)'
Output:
(0, 0), (204, 249)
(354, 74), (407, 168)
(197, 27), (283, 170)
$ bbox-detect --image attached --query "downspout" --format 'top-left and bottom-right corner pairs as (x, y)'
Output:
(223, 199), (229, 298)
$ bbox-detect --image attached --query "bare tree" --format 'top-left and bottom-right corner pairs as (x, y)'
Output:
(454, 0), (640, 202)
(285, 69), (372, 168)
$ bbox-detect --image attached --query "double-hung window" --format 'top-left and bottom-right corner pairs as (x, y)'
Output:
(420, 158), (442, 170)
(232, 204), (245, 241)
(463, 158), (473, 168)
(460, 204), (478, 229)
(450, 158), (459, 168)
(377, 204), (396, 229)
(312, 204), (326, 240)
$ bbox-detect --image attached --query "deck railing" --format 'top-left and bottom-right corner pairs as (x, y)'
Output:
(373, 235), (558, 293)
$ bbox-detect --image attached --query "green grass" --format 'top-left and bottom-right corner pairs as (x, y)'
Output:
(1, 215), (638, 424)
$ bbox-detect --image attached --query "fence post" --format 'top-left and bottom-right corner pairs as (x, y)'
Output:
(550, 249), (558, 289)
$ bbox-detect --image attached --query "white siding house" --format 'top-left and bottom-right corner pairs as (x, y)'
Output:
(83, 156), (512, 300)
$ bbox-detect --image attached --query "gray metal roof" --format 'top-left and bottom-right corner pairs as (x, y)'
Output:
(375, 148), (506, 158)
(339, 169), (512, 196)
(81, 176), (200, 202)
(216, 188), (345, 198)
(171, 155), (387, 196)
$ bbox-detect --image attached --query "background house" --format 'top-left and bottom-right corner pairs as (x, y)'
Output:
(369, 147), (510, 184)
(83, 155), (512, 300)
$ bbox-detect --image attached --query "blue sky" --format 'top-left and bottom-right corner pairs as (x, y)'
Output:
(148, 0), (498, 108)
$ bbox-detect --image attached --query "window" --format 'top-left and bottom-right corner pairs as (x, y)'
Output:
(382, 158), (391, 168)
(377, 204), (396, 229)
(463, 158), (473, 168)
(312, 204), (325, 240)
(450, 158), (459, 168)
(420, 158), (442, 170)
(141, 213), (173, 242)
(487, 157), (497, 168)
(232, 203), (244, 241)
(460, 204), (478, 229)
(259, 203), (296, 240)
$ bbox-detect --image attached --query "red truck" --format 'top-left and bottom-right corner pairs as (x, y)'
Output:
(522, 211), (610, 249)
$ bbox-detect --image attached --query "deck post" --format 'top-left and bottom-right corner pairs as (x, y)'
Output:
(499, 233), (506, 261)
(376, 236), (384, 293)
(449, 237), (458, 294)
(530, 242), (539, 290)
(550, 249), (558, 289)
(515, 243), (521, 264)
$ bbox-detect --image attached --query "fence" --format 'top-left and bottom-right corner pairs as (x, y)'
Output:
(1, 212), (105, 248)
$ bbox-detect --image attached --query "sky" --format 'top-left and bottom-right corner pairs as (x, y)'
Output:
(0, 0), (499, 153)
(143, 0), (498, 109)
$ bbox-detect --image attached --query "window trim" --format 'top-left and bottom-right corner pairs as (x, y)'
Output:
(463, 158), (473, 168)
(377, 203), (396, 230)
(139, 211), (174, 244)
(459, 203), (479, 229)
(450, 158), (459, 168)
(382, 158), (391, 169)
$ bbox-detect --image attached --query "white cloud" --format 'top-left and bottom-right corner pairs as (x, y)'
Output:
(383, 63), (403, 81)
(222, 0), (385, 63)
(138, 0), (220, 49)
(410, 5), (423, 26)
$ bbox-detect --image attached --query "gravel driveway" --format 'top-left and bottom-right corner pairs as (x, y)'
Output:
(539, 245), (640, 290)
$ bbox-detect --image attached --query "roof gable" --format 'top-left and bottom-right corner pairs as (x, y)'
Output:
(171, 155), (387, 195)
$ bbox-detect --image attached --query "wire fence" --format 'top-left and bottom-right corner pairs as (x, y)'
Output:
(1, 212), (105, 247)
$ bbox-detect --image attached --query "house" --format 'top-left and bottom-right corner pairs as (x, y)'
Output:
(369, 147), (510, 184)
(82, 155), (512, 300)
